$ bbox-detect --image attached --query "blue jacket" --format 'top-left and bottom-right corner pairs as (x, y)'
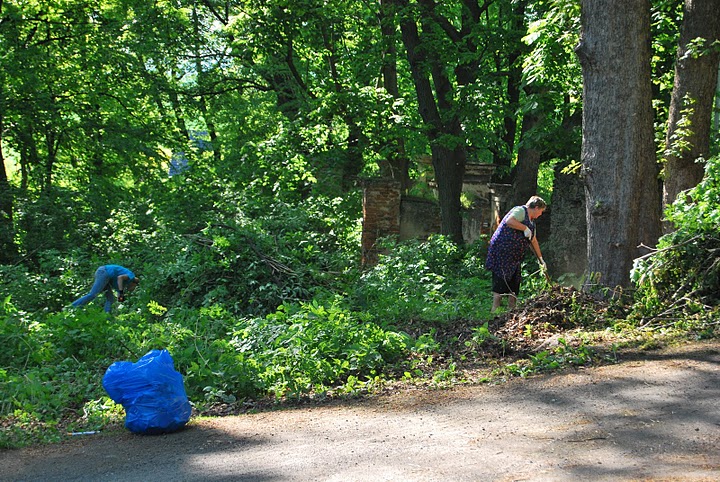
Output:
(104, 265), (136, 290)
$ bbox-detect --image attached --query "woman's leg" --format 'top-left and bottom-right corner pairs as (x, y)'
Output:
(103, 285), (115, 313)
(491, 271), (517, 312)
(72, 266), (110, 308)
(507, 267), (521, 310)
(491, 292), (502, 312)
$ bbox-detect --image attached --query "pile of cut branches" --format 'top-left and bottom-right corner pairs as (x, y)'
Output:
(631, 155), (720, 323)
(635, 233), (720, 306)
(402, 286), (611, 363)
(494, 286), (610, 353)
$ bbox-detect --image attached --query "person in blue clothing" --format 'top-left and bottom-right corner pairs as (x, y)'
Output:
(485, 196), (547, 312)
(71, 264), (139, 313)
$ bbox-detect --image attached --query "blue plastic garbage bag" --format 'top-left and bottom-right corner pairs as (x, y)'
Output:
(103, 349), (192, 434)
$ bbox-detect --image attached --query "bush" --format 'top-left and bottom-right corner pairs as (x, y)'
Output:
(632, 155), (720, 313)
(212, 300), (411, 400)
(354, 235), (493, 325)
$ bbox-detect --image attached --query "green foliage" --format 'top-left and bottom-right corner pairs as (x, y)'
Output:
(354, 235), (493, 324)
(664, 95), (697, 159)
(144, 193), (360, 316)
(632, 155), (720, 317)
(0, 257), (74, 314)
(1, 0), (712, 451)
(0, 294), (411, 433)
(650, 0), (683, 116)
(413, 330), (441, 354)
(505, 339), (594, 378)
(220, 300), (411, 399)
(0, 180), (385, 447)
(470, 322), (499, 347)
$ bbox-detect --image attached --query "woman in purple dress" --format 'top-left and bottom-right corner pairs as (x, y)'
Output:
(485, 196), (547, 312)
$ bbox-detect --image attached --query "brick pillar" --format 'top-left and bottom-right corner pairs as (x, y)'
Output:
(488, 183), (513, 232)
(361, 179), (401, 267)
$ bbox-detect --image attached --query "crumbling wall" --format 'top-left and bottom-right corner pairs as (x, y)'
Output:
(361, 179), (401, 266)
(399, 197), (441, 241)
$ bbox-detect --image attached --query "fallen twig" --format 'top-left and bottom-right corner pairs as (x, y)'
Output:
(636, 235), (702, 262)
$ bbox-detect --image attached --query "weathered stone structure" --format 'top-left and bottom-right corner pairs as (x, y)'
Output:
(399, 197), (441, 242)
(463, 163), (501, 242)
(362, 163), (502, 266)
(361, 179), (401, 266)
(361, 161), (565, 269)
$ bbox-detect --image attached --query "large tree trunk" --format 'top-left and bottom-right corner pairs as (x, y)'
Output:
(511, 86), (542, 208)
(431, 142), (467, 244)
(576, 0), (661, 291)
(662, 0), (720, 211)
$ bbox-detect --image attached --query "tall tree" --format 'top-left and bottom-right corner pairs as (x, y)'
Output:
(576, 0), (661, 291)
(509, 85), (543, 208)
(495, 0), (527, 180)
(391, 0), (534, 243)
(662, 0), (720, 211)
(394, 0), (468, 243)
(0, 1), (17, 261)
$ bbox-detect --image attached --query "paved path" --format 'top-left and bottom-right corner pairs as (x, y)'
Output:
(3, 342), (720, 481)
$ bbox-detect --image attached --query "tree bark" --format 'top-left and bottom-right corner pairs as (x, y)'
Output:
(576, 0), (661, 291)
(495, 1), (526, 179)
(511, 85), (542, 208)
(662, 0), (720, 212)
(17, 123), (39, 191)
(43, 128), (60, 192)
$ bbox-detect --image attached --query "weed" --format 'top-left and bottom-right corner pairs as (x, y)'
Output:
(470, 322), (498, 346)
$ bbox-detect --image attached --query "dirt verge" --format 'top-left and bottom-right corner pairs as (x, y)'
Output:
(3, 340), (719, 481)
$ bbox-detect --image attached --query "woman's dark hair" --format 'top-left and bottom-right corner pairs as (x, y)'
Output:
(526, 195), (547, 209)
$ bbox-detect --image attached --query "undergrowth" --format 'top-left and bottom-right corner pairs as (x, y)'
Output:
(3, 154), (720, 448)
